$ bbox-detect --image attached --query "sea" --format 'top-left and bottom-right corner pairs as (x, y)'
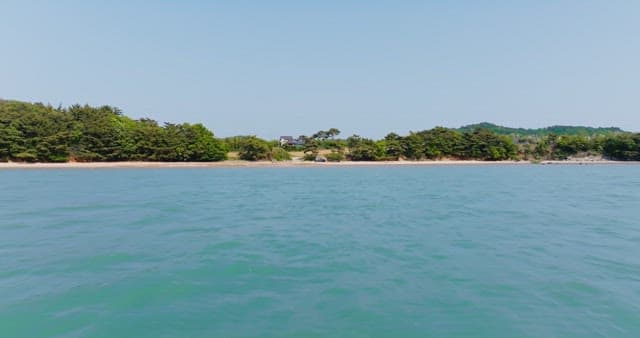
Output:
(1, 165), (639, 337)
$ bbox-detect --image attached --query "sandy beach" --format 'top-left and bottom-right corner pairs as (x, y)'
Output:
(0, 159), (636, 169)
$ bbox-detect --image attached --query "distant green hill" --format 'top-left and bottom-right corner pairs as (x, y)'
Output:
(457, 122), (625, 136)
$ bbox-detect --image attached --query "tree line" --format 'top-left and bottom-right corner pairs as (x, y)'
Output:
(0, 100), (227, 162)
(457, 122), (624, 137)
(1, 99), (639, 162)
(290, 127), (518, 161)
(254, 127), (640, 162)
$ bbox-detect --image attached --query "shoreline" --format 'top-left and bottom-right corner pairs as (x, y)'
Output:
(1, 159), (638, 169)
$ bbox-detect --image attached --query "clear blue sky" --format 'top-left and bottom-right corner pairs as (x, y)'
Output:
(1, 1), (638, 138)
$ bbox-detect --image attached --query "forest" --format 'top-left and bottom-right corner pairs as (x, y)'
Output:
(457, 122), (624, 137)
(1, 99), (639, 162)
(0, 100), (227, 162)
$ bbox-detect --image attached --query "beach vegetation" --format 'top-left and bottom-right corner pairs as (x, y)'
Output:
(237, 136), (271, 161)
(602, 134), (640, 160)
(2, 99), (639, 163)
(270, 147), (292, 161)
(325, 151), (345, 162)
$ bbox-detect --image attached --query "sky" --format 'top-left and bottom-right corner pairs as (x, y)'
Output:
(1, 1), (639, 138)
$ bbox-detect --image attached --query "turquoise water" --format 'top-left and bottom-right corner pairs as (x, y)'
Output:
(1, 166), (639, 337)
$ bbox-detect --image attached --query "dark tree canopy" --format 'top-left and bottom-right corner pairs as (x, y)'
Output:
(0, 100), (227, 162)
(237, 136), (271, 161)
(602, 134), (640, 160)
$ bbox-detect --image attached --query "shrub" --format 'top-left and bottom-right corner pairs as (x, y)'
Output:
(238, 136), (271, 161)
(271, 147), (292, 161)
(348, 144), (379, 161)
(326, 152), (344, 162)
(14, 152), (38, 162)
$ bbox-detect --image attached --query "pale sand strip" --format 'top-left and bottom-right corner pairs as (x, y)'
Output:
(0, 159), (636, 169)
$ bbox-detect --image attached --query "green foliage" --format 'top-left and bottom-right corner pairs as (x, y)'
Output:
(385, 127), (517, 161)
(311, 128), (341, 140)
(553, 135), (592, 159)
(222, 136), (253, 152)
(417, 127), (464, 159)
(533, 138), (552, 159)
(149, 123), (227, 161)
(348, 145), (379, 161)
(400, 133), (425, 160)
(380, 133), (404, 160)
(380, 139), (403, 160)
(270, 147), (292, 161)
(460, 129), (517, 160)
(302, 137), (319, 155)
(458, 122), (624, 136)
(2, 99), (637, 163)
(297, 129), (346, 151)
(0, 100), (226, 162)
(0, 101), (74, 162)
(530, 134), (601, 160)
(325, 151), (345, 162)
(238, 136), (271, 161)
(602, 134), (640, 160)
(347, 135), (380, 161)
